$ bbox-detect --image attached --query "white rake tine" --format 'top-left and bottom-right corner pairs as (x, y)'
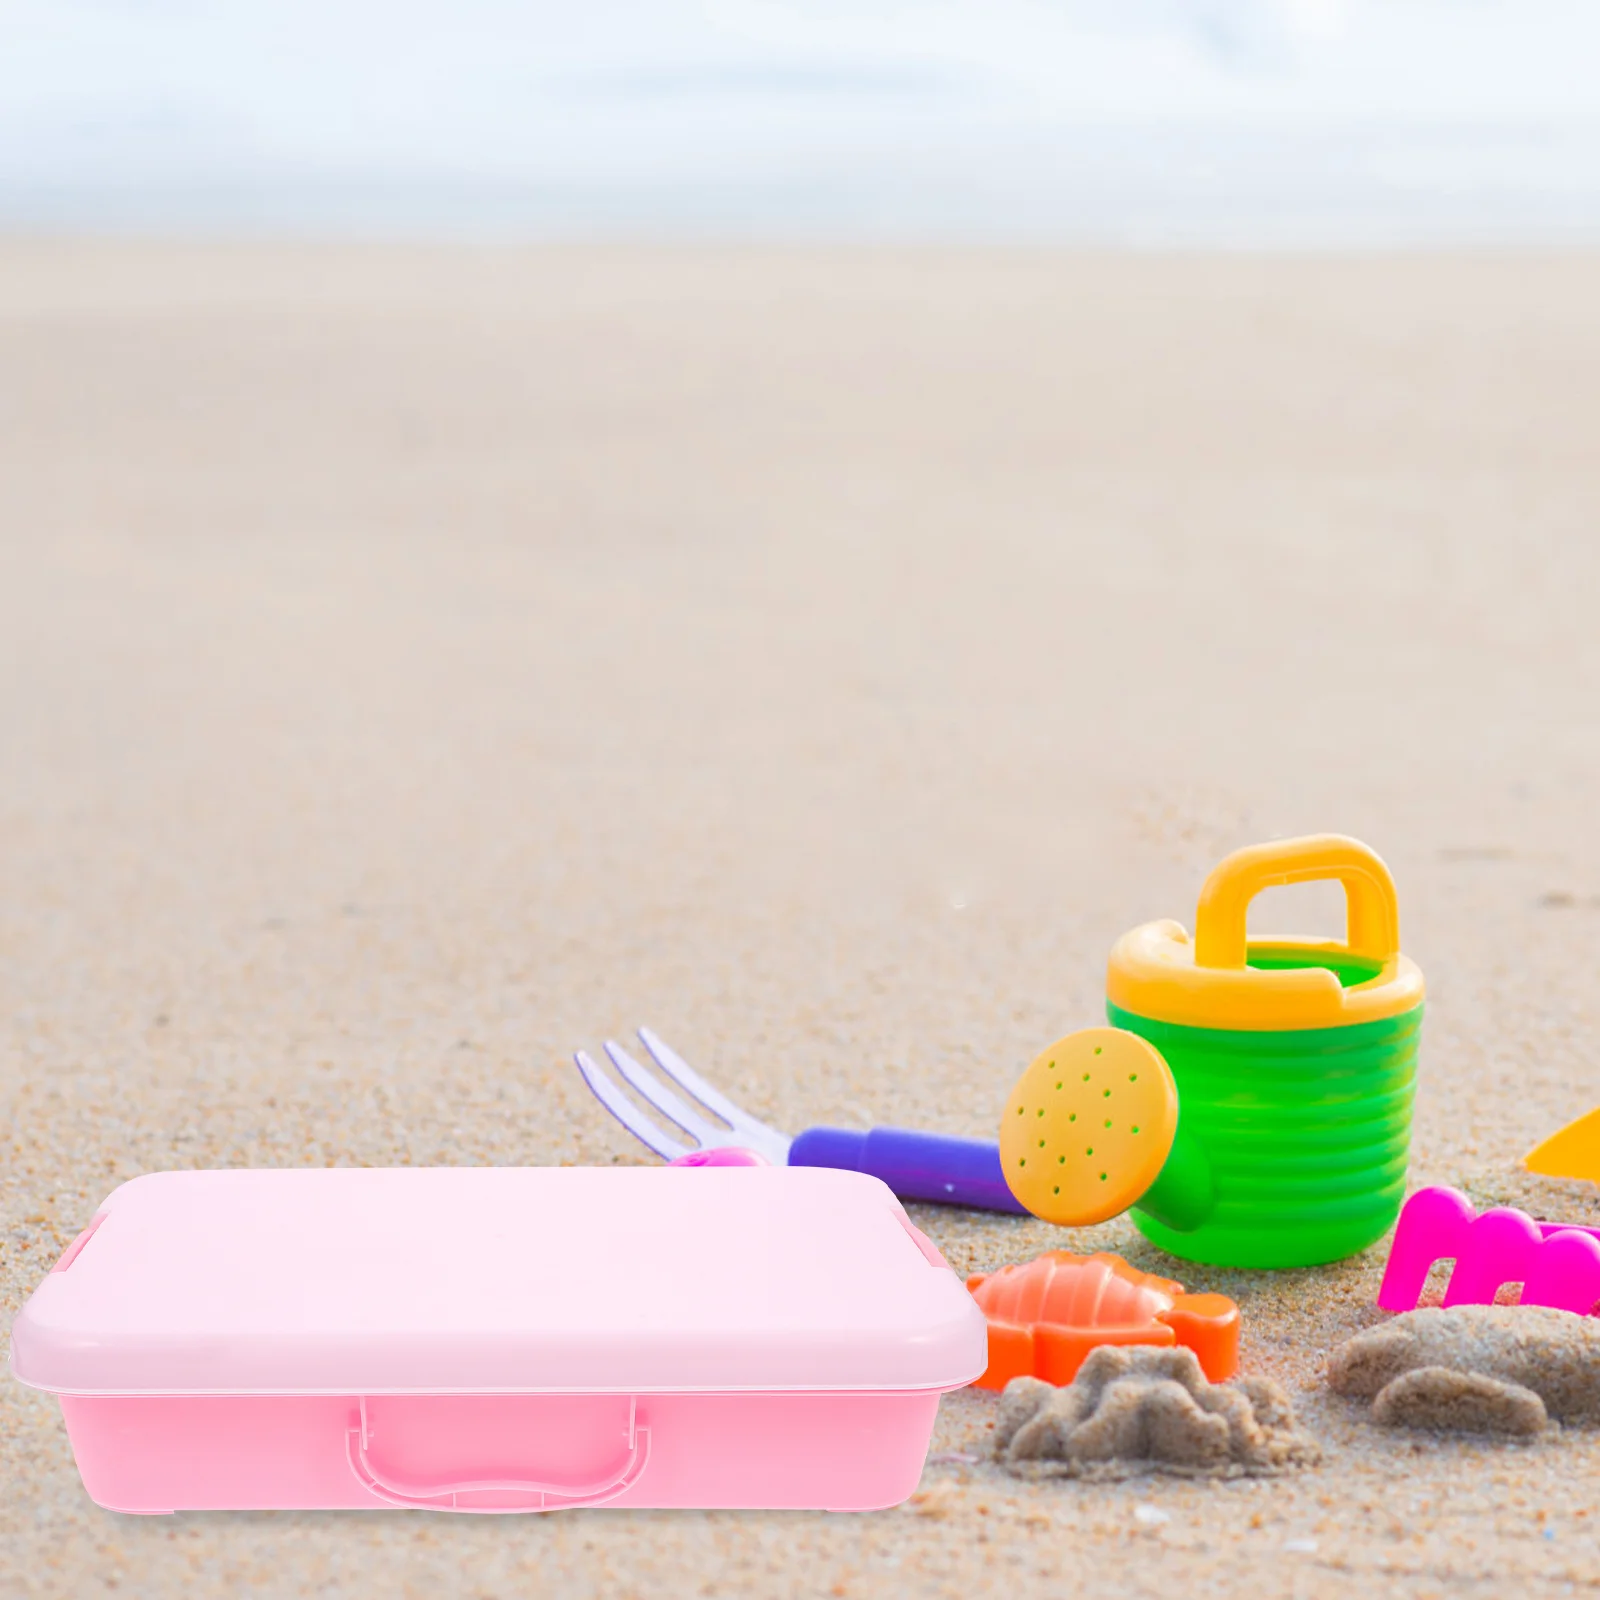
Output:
(574, 1049), (690, 1162)
(603, 1039), (728, 1148)
(637, 1026), (764, 1132)
(636, 1028), (792, 1163)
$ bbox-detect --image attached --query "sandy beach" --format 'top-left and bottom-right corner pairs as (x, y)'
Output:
(2, 241), (1599, 1597)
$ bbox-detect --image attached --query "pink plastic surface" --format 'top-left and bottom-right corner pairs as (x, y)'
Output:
(11, 1166), (984, 1514)
(667, 1147), (768, 1167)
(14, 1166), (982, 1395)
(58, 1390), (941, 1514)
(1377, 1185), (1600, 1315)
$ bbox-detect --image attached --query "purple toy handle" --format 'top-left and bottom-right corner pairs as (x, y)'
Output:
(787, 1127), (1028, 1215)
(1378, 1185), (1600, 1315)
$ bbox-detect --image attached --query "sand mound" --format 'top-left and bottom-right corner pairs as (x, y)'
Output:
(994, 1345), (1320, 1479)
(1327, 1305), (1600, 1436)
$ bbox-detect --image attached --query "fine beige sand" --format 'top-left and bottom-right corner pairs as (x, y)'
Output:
(3, 242), (1599, 1598)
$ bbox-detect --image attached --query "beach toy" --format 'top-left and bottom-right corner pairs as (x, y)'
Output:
(1524, 1106), (1600, 1184)
(668, 1146), (768, 1167)
(12, 1167), (986, 1514)
(576, 1027), (1027, 1214)
(965, 1250), (1239, 1390)
(1002, 835), (1425, 1269)
(1376, 1185), (1600, 1315)
(998, 1028), (1182, 1226)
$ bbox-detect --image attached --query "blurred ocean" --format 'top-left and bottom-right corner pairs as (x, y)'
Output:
(4, 0), (1600, 243)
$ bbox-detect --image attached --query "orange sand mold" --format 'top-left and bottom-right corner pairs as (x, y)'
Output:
(966, 1251), (1240, 1390)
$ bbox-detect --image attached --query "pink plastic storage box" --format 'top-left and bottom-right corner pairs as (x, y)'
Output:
(10, 1165), (986, 1515)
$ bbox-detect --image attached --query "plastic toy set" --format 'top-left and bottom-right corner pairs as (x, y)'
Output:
(11, 832), (1599, 1514)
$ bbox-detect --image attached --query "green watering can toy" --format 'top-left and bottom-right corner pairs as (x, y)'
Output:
(1001, 835), (1424, 1270)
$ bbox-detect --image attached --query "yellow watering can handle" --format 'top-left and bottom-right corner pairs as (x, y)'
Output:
(1193, 834), (1400, 971)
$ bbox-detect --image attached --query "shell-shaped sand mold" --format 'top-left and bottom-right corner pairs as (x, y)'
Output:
(967, 1251), (1240, 1389)
(1000, 1027), (1178, 1226)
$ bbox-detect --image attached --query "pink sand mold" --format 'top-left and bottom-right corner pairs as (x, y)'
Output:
(10, 1166), (987, 1515)
(1377, 1185), (1600, 1315)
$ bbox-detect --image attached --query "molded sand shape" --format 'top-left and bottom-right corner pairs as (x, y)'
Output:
(994, 1346), (1319, 1479)
(1328, 1305), (1600, 1438)
(967, 1251), (1239, 1390)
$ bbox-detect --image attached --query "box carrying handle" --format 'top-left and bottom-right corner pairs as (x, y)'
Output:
(346, 1397), (651, 1513)
(1192, 834), (1400, 972)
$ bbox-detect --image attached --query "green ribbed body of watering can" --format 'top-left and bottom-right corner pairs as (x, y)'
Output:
(1000, 836), (1424, 1269)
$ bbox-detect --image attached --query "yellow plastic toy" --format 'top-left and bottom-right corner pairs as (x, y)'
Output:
(1106, 833), (1423, 1031)
(1524, 1107), (1600, 1184)
(999, 1028), (1178, 1227)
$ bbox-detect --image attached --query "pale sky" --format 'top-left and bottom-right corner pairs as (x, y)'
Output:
(4, 1), (1599, 240)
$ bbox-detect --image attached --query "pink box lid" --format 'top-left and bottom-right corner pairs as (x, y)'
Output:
(10, 1167), (987, 1397)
